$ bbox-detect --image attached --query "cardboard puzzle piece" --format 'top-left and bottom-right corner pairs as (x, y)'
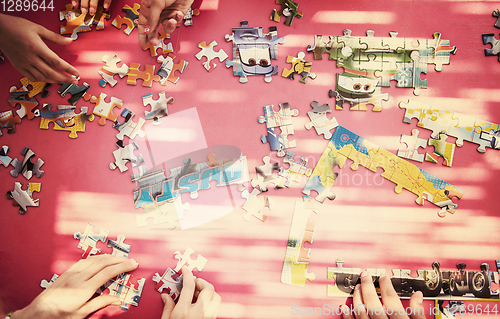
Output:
(399, 99), (500, 153)
(107, 234), (131, 257)
(136, 197), (189, 229)
(142, 91), (174, 122)
(0, 111), (21, 136)
(40, 274), (59, 289)
(143, 31), (173, 57)
(10, 146), (44, 180)
(74, 222), (109, 258)
(6, 182), (41, 215)
(281, 200), (316, 287)
(10, 77), (51, 99)
(195, 40), (228, 72)
(58, 82), (90, 105)
(257, 102), (299, 128)
(98, 54), (130, 87)
(304, 101), (338, 139)
(225, 21), (284, 83)
(112, 3), (140, 35)
(279, 151), (312, 187)
(110, 140), (144, 172)
(8, 90), (39, 120)
(100, 273), (145, 311)
(0, 145), (12, 167)
(494, 9), (500, 28)
(113, 108), (146, 140)
(157, 54), (188, 85)
(434, 300), (465, 319)
(327, 259), (387, 297)
(425, 133), (455, 167)
(482, 33), (500, 61)
(173, 247), (208, 273)
(270, 0), (303, 26)
(183, 6), (200, 26)
(397, 129), (427, 162)
(126, 62), (161, 87)
(152, 268), (183, 301)
(39, 104), (94, 138)
(282, 52), (316, 83)
(0, 50), (3, 63)
(84, 92), (123, 126)
(250, 156), (284, 191)
(59, 3), (110, 40)
(241, 187), (272, 221)
(258, 103), (298, 156)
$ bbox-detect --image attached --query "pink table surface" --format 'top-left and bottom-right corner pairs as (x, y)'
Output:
(1, 0), (500, 318)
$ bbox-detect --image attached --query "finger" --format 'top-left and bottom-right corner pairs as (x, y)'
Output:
(103, 0), (112, 10)
(160, 293), (175, 318)
(79, 294), (122, 315)
(146, 0), (164, 37)
(137, 3), (150, 47)
(177, 266), (196, 308)
(88, 0), (98, 15)
(408, 291), (426, 319)
(81, 256), (138, 284)
(359, 271), (387, 319)
(35, 56), (79, 84)
(161, 18), (178, 36)
(341, 304), (355, 319)
(379, 275), (408, 319)
(205, 292), (221, 319)
(80, 0), (89, 15)
(352, 284), (369, 319)
(71, 0), (79, 9)
(192, 278), (215, 312)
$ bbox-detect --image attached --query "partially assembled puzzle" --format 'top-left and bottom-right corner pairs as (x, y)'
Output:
(303, 126), (463, 217)
(152, 247), (207, 301)
(225, 21), (284, 83)
(328, 259), (500, 300)
(258, 102), (299, 156)
(307, 29), (456, 110)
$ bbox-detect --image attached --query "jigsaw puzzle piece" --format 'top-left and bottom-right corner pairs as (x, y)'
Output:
(304, 101), (338, 139)
(327, 259), (362, 296)
(173, 247), (208, 273)
(39, 104), (94, 138)
(6, 182), (41, 214)
(58, 82), (90, 105)
(0, 145), (12, 167)
(152, 268), (183, 301)
(271, 0), (303, 26)
(281, 200), (317, 287)
(397, 129), (427, 162)
(101, 273), (144, 310)
(98, 54), (130, 87)
(84, 92), (123, 125)
(279, 151), (312, 187)
(282, 52), (316, 83)
(113, 108), (146, 140)
(10, 146), (44, 179)
(250, 156), (284, 191)
(157, 54), (188, 84)
(257, 102), (298, 128)
(10, 77), (51, 98)
(143, 31), (173, 57)
(127, 62), (161, 87)
(142, 91), (174, 122)
(59, 4), (110, 40)
(425, 133), (455, 167)
(241, 188), (272, 221)
(195, 40), (228, 72)
(74, 223), (109, 258)
(183, 6), (200, 26)
(0, 110), (22, 136)
(335, 73), (387, 111)
(40, 274), (59, 289)
(110, 140), (144, 172)
(112, 3), (140, 35)
(8, 90), (39, 120)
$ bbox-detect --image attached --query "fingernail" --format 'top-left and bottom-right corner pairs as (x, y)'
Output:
(354, 284), (360, 291)
(360, 270), (368, 277)
(144, 25), (151, 34)
(89, 8), (95, 15)
(415, 290), (423, 303)
(130, 259), (139, 266)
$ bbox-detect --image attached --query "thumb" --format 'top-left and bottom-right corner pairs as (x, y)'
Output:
(160, 293), (175, 319)
(38, 26), (74, 45)
(408, 290), (426, 319)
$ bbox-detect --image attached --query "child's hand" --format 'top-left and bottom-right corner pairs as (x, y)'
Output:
(341, 271), (426, 319)
(71, 0), (113, 16)
(160, 266), (221, 319)
(137, 0), (194, 48)
(0, 14), (79, 84)
(11, 255), (139, 319)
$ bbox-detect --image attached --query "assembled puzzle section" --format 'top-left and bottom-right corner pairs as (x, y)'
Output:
(425, 133), (455, 167)
(281, 200), (317, 287)
(327, 259), (386, 296)
(279, 151), (312, 187)
(59, 3), (110, 40)
(399, 99), (500, 153)
(258, 102), (299, 156)
(225, 21), (284, 83)
(307, 29), (456, 110)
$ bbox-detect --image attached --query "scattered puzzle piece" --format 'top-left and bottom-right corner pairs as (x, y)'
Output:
(8, 90), (39, 120)
(39, 104), (94, 138)
(100, 273), (144, 310)
(83, 92), (123, 125)
(282, 52), (316, 83)
(112, 3), (140, 35)
(183, 6), (200, 26)
(173, 247), (208, 273)
(113, 108), (146, 140)
(425, 133), (455, 167)
(107, 234), (131, 257)
(58, 82), (90, 105)
(250, 156), (284, 191)
(10, 146), (44, 180)
(304, 101), (338, 139)
(397, 129), (427, 162)
(195, 40), (228, 72)
(74, 222), (109, 258)
(157, 54), (188, 85)
(0, 110), (22, 136)
(59, 3), (110, 40)
(271, 0), (303, 26)
(281, 200), (316, 287)
(0, 145), (12, 167)
(126, 62), (161, 87)
(225, 21), (284, 83)
(494, 9), (500, 29)
(143, 31), (173, 57)
(152, 268), (183, 301)
(10, 77), (51, 98)
(241, 187), (272, 221)
(110, 140), (144, 172)
(483, 33), (500, 61)
(142, 91), (174, 122)
(98, 54), (130, 87)
(6, 182), (41, 214)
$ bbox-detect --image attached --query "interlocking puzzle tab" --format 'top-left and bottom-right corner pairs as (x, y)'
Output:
(399, 99), (500, 153)
(308, 29), (456, 109)
(304, 125), (464, 217)
(59, 3), (110, 40)
(304, 101), (338, 139)
(98, 54), (130, 87)
(112, 3), (140, 35)
(10, 146), (44, 180)
(83, 92), (123, 126)
(6, 182), (41, 215)
(225, 21), (284, 83)
(195, 40), (228, 72)
(281, 200), (316, 287)
(397, 129), (427, 162)
(270, 0), (303, 26)
(107, 235), (131, 257)
(482, 33), (500, 61)
(493, 9), (500, 29)
(157, 54), (188, 85)
(241, 187), (272, 221)
(142, 91), (174, 122)
(328, 260), (500, 300)
(40, 104), (94, 138)
(74, 222), (109, 258)
(282, 52), (316, 83)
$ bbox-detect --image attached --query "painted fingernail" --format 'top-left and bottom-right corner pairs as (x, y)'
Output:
(144, 25), (151, 34)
